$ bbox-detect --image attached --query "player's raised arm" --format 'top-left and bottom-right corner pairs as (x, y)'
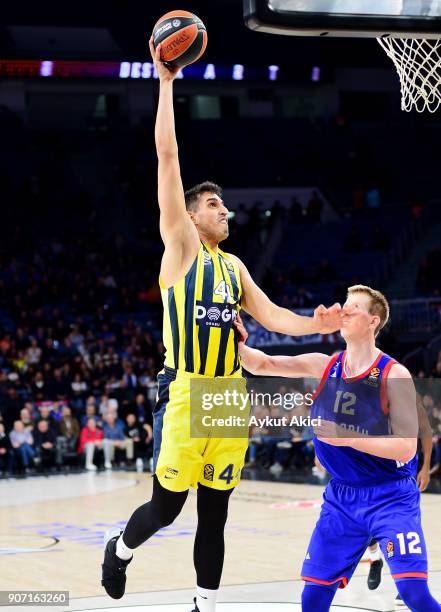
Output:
(231, 255), (342, 336)
(234, 315), (329, 378)
(149, 40), (199, 275)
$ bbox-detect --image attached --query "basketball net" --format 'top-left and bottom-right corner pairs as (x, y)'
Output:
(377, 37), (441, 113)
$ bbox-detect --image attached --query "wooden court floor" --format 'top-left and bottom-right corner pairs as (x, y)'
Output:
(1, 472), (440, 611)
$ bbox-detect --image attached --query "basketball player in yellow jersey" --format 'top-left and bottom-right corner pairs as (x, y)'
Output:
(101, 39), (342, 612)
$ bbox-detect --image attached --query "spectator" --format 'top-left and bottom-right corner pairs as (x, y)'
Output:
(102, 412), (127, 469)
(9, 420), (35, 472)
(37, 405), (59, 435)
(0, 422), (12, 476)
(25, 338), (42, 365)
(20, 407), (35, 432)
(78, 417), (104, 471)
(124, 413), (153, 468)
(34, 420), (57, 472)
(60, 406), (80, 451)
(81, 399), (102, 428)
(128, 392), (153, 425)
(1, 388), (22, 431)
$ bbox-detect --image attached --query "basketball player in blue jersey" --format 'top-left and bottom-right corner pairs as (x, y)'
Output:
(236, 284), (441, 612)
(101, 38), (342, 612)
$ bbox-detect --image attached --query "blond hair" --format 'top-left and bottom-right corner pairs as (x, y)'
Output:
(347, 284), (390, 337)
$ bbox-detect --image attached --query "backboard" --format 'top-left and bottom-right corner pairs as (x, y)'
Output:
(244, 0), (441, 37)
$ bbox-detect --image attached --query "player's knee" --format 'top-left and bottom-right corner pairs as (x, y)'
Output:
(301, 582), (337, 611)
(197, 486), (231, 527)
(396, 579), (441, 611)
(151, 479), (188, 528)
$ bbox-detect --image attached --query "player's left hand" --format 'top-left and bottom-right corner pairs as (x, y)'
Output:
(149, 37), (181, 82)
(417, 465), (430, 492)
(314, 419), (352, 446)
(313, 303), (342, 335)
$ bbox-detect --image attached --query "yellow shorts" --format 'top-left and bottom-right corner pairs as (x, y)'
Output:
(153, 367), (250, 492)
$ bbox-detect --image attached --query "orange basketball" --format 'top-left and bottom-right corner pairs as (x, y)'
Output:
(152, 10), (207, 69)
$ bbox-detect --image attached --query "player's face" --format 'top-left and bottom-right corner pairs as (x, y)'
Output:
(341, 294), (380, 340)
(192, 193), (229, 243)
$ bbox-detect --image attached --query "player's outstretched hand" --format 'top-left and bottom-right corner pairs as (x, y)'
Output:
(234, 314), (248, 346)
(149, 37), (181, 82)
(313, 302), (342, 335)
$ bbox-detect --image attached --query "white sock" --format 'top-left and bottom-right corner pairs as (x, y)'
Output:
(196, 586), (218, 612)
(115, 534), (134, 561)
(368, 543), (381, 562)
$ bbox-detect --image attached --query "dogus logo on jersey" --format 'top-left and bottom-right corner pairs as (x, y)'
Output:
(196, 302), (237, 328)
(207, 307), (221, 321)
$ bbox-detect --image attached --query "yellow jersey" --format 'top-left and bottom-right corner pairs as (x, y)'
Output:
(160, 242), (242, 377)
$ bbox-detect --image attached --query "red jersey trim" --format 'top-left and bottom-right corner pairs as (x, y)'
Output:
(392, 572), (428, 580)
(301, 575), (348, 589)
(342, 350), (383, 383)
(311, 353), (341, 402)
(380, 358), (397, 415)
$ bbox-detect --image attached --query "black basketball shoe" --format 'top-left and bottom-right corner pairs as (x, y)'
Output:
(367, 558), (383, 590)
(190, 597), (200, 612)
(101, 530), (132, 599)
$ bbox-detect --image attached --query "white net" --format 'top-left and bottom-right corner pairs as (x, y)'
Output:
(377, 37), (441, 113)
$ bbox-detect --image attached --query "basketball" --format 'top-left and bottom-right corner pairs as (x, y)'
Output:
(152, 10), (207, 69)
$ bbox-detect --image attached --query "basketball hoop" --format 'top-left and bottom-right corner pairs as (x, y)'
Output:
(377, 37), (441, 113)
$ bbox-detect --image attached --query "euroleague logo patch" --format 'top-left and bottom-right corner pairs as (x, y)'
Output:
(386, 540), (394, 558)
(365, 366), (381, 387)
(204, 464), (214, 482)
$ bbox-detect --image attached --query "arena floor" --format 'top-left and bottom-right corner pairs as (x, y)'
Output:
(1, 472), (440, 612)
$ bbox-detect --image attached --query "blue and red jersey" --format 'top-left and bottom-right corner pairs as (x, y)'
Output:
(311, 351), (418, 485)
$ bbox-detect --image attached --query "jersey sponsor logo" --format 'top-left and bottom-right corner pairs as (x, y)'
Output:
(386, 540), (394, 558)
(164, 467), (179, 480)
(204, 464), (214, 481)
(195, 302), (237, 328)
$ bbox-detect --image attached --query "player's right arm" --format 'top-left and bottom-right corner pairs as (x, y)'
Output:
(234, 315), (329, 378)
(149, 39), (200, 286)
